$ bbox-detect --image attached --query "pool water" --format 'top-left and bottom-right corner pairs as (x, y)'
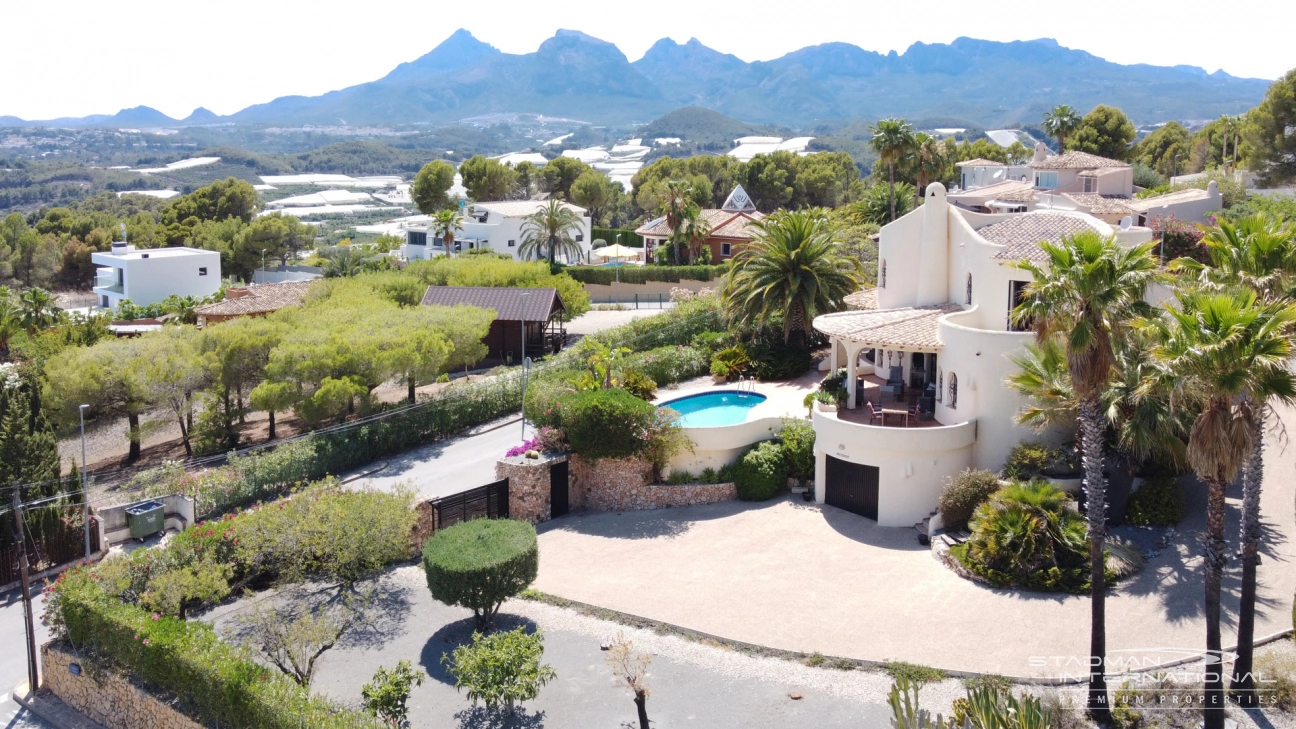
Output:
(659, 391), (767, 427)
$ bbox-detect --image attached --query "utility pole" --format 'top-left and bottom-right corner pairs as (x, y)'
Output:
(12, 490), (39, 693)
(79, 403), (90, 558)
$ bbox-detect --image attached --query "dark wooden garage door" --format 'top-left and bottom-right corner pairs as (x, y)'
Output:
(825, 457), (879, 521)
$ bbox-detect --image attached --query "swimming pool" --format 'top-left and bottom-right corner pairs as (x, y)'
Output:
(659, 391), (767, 427)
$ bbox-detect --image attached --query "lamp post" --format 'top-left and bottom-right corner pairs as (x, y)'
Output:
(520, 292), (532, 442)
(260, 248), (267, 282)
(78, 404), (90, 558)
(615, 233), (622, 284)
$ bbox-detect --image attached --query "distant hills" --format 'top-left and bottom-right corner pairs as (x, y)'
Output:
(2, 29), (1273, 130)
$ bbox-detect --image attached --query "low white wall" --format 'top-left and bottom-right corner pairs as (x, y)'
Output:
(812, 403), (976, 527)
(97, 494), (194, 546)
(667, 416), (784, 475)
(582, 277), (715, 303)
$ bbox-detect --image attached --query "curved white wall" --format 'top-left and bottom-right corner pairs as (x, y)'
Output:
(812, 404), (976, 527)
(667, 416), (784, 475)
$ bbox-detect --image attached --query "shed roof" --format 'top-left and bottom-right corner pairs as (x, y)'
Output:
(983, 214), (1105, 263)
(194, 281), (314, 318)
(813, 304), (962, 350)
(419, 286), (564, 321)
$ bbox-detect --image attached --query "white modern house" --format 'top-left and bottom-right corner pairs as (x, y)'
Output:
(809, 183), (1154, 527)
(92, 242), (222, 310)
(402, 200), (592, 263)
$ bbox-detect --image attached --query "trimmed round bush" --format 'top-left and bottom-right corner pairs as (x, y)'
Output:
(1125, 475), (1187, 526)
(938, 469), (1002, 529)
(562, 388), (656, 460)
(733, 441), (787, 500)
(422, 519), (538, 631)
(778, 418), (816, 481)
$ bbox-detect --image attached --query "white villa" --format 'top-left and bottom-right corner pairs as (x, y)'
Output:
(92, 242), (221, 310)
(950, 144), (1222, 226)
(809, 183), (1154, 527)
(402, 200), (593, 263)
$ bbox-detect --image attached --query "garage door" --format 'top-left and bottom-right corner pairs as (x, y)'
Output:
(825, 457), (879, 521)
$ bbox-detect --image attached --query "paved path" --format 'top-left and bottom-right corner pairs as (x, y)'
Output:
(533, 401), (1296, 680)
(0, 588), (54, 729)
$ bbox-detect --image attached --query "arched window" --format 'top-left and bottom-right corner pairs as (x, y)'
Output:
(966, 273), (973, 305)
(880, 260), (887, 288)
(937, 369), (944, 402)
(949, 374), (958, 409)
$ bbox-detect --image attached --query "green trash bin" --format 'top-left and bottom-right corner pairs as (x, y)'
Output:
(125, 500), (165, 540)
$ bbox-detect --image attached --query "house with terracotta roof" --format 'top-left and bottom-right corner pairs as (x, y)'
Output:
(634, 185), (765, 263)
(194, 281), (314, 325)
(808, 182), (1155, 528)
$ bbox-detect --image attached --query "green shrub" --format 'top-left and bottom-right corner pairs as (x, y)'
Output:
(362, 661), (424, 727)
(1001, 442), (1054, 480)
(710, 360), (729, 378)
(779, 418), (816, 481)
(422, 519), (538, 632)
(667, 470), (694, 485)
(591, 227), (644, 248)
(884, 661), (945, 687)
(700, 467), (718, 484)
(619, 369), (658, 400)
(623, 345), (709, 386)
(717, 463), (735, 483)
(443, 627), (556, 713)
(938, 469), (1002, 529)
(711, 346), (751, 375)
(748, 338), (814, 380)
(1125, 475), (1187, 526)
(1257, 649), (1296, 712)
(563, 264), (728, 286)
(733, 441), (786, 500)
(562, 389), (656, 460)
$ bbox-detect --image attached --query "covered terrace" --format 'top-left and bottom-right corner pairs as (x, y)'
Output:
(814, 304), (962, 420)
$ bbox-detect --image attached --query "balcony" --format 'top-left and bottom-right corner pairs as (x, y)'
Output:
(812, 400), (976, 452)
(94, 277), (124, 294)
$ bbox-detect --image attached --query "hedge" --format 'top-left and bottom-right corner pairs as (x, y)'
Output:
(592, 227), (644, 247)
(563, 264), (729, 286)
(734, 441), (786, 500)
(561, 389), (656, 459)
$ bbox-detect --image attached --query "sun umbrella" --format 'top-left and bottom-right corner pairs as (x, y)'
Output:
(597, 243), (639, 259)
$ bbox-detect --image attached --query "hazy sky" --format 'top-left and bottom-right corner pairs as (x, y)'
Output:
(4, 0), (1293, 120)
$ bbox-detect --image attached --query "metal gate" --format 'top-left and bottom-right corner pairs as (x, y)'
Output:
(431, 478), (509, 532)
(549, 460), (570, 518)
(825, 457), (879, 521)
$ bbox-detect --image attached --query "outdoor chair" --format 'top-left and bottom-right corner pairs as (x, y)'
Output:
(865, 401), (883, 425)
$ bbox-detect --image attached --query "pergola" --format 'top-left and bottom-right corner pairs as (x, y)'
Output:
(813, 304), (961, 409)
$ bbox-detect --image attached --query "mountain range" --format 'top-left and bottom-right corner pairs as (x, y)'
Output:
(1, 29), (1273, 130)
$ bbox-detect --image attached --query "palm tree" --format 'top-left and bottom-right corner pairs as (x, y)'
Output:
(1144, 290), (1296, 729)
(1011, 230), (1160, 725)
(721, 209), (862, 347)
(1170, 214), (1296, 704)
(0, 295), (21, 362)
(678, 203), (712, 264)
(321, 247), (366, 278)
(431, 208), (464, 259)
(19, 287), (59, 335)
(658, 179), (695, 265)
(1043, 105), (1082, 154)
(868, 118), (915, 223)
(519, 198), (584, 264)
(912, 133), (946, 208)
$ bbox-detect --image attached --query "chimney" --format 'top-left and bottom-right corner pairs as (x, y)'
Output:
(110, 240), (129, 256)
(1032, 142), (1048, 164)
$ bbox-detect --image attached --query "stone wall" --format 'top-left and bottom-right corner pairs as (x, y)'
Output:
(570, 455), (735, 511)
(496, 453), (565, 524)
(42, 642), (204, 729)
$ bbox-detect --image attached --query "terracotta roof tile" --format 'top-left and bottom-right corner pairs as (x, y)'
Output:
(813, 304), (962, 350)
(635, 209), (765, 240)
(1063, 193), (1135, 215)
(420, 286), (564, 321)
(195, 281), (314, 318)
(983, 214), (1105, 263)
(1029, 151), (1129, 170)
(844, 289), (878, 311)
(955, 158), (1007, 167)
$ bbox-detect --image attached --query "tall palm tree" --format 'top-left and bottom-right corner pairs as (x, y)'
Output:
(519, 198), (584, 264)
(678, 203), (712, 264)
(19, 287), (59, 335)
(658, 179), (695, 265)
(912, 133), (946, 208)
(0, 295), (21, 362)
(721, 209), (862, 347)
(868, 118), (915, 223)
(1170, 214), (1296, 704)
(1011, 231), (1160, 725)
(1144, 290), (1296, 729)
(1043, 105), (1082, 154)
(431, 208), (464, 259)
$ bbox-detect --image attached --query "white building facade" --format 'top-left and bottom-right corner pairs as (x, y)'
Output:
(810, 183), (1154, 527)
(92, 243), (222, 309)
(402, 200), (592, 263)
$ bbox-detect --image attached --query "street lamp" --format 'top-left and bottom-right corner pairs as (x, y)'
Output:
(260, 248), (268, 282)
(519, 292), (532, 442)
(78, 404), (89, 558)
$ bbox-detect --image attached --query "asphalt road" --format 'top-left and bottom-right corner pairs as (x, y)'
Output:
(349, 414), (528, 500)
(0, 587), (54, 729)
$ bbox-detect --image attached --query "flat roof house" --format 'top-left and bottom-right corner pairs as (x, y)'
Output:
(403, 200), (592, 264)
(635, 185), (765, 263)
(420, 286), (567, 363)
(92, 242), (221, 310)
(810, 182), (1156, 528)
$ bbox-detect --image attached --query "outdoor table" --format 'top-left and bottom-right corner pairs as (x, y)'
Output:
(880, 408), (909, 427)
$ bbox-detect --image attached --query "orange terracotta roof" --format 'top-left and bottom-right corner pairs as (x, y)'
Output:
(1029, 151), (1129, 170)
(195, 281), (314, 317)
(983, 214), (1105, 263)
(813, 304), (962, 350)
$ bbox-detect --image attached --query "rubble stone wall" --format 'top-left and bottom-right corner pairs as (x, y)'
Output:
(42, 642), (204, 729)
(570, 455), (735, 511)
